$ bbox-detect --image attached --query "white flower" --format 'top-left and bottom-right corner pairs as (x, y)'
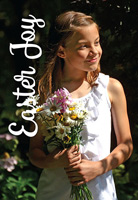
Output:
(76, 110), (88, 120)
(43, 99), (62, 115)
(26, 105), (45, 120)
(55, 123), (71, 140)
(70, 102), (88, 120)
(24, 95), (40, 106)
(0, 157), (18, 172)
(63, 107), (87, 126)
(35, 105), (44, 113)
(64, 114), (78, 126)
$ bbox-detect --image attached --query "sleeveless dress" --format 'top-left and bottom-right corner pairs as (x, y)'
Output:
(36, 73), (118, 200)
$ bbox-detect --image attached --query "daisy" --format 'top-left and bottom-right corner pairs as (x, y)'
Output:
(63, 113), (78, 126)
(24, 94), (40, 106)
(36, 105), (44, 113)
(44, 99), (62, 116)
(55, 123), (71, 140)
(77, 111), (86, 120)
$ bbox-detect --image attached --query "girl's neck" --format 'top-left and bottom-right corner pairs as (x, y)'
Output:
(61, 64), (87, 82)
(60, 65), (92, 98)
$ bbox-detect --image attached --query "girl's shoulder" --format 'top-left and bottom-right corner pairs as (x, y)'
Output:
(107, 77), (125, 104)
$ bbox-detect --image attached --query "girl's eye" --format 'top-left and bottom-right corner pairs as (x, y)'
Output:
(95, 41), (100, 46)
(79, 45), (88, 49)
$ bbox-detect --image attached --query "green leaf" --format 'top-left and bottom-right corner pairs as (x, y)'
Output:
(23, 192), (36, 198)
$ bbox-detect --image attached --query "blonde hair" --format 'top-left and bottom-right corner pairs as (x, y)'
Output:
(38, 11), (100, 101)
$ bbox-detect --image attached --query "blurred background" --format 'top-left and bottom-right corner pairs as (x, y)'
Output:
(0, 0), (138, 199)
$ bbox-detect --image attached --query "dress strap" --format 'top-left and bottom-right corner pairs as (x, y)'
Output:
(76, 73), (110, 120)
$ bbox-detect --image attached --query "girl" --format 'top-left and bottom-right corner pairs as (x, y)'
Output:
(29, 11), (133, 200)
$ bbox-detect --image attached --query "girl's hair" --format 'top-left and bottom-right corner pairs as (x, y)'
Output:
(38, 11), (100, 101)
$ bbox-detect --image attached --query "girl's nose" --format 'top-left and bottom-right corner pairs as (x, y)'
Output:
(89, 46), (98, 56)
(89, 49), (97, 56)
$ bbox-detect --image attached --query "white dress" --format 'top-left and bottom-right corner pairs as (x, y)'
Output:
(36, 73), (118, 200)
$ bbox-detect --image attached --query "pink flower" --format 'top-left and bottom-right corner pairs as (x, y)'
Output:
(45, 88), (72, 113)
(0, 157), (18, 172)
(53, 88), (72, 112)
(0, 133), (16, 141)
(54, 87), (70, 97)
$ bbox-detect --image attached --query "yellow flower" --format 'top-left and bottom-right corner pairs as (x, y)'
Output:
(3, 152), (10, 159)
(63, 135), (71, 144)
(36, 107), (44, 112)
(70, 114), (78, 120)
(69, 106), (75, 111)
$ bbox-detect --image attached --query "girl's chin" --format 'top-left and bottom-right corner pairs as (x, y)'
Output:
(88, 65), (99, 72)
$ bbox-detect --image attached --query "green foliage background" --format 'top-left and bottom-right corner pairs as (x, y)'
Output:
(0, 0), (138, 199)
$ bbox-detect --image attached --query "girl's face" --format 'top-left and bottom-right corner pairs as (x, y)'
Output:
(60, 23), (102, 74)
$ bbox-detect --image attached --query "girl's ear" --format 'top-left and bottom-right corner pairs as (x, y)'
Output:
(57, 46), (66, 58)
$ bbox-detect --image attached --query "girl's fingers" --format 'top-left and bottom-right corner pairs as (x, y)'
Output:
(71, 180), (84, 186)
(69, 176), (83, 182)
(65, 163), (79, 172)
(73, 150), (79, 155)
(68, 156), (81, 167)
(69, 160), (81, 167)
(70, 154), (81, 162)
(66, 146), (81, 165)
(66, 170), (80, 177)
(66, 172), (85, 186)
(69, 145), (79, 153)
(67, 174), (85, 186)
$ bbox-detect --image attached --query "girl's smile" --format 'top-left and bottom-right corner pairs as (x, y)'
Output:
(86, 58), (98, 63)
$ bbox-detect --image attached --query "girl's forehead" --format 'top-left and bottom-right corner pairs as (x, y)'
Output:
(65, 24), (99, 46)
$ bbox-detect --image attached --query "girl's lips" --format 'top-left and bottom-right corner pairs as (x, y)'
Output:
(86, 58), (98, 63)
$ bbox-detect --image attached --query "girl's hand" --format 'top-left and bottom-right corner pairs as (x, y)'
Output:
(53, 145), (81, 168)
(65, 159), (101, 186)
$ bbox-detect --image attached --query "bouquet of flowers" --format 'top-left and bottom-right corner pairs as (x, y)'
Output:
(26, 88), (93, 200)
